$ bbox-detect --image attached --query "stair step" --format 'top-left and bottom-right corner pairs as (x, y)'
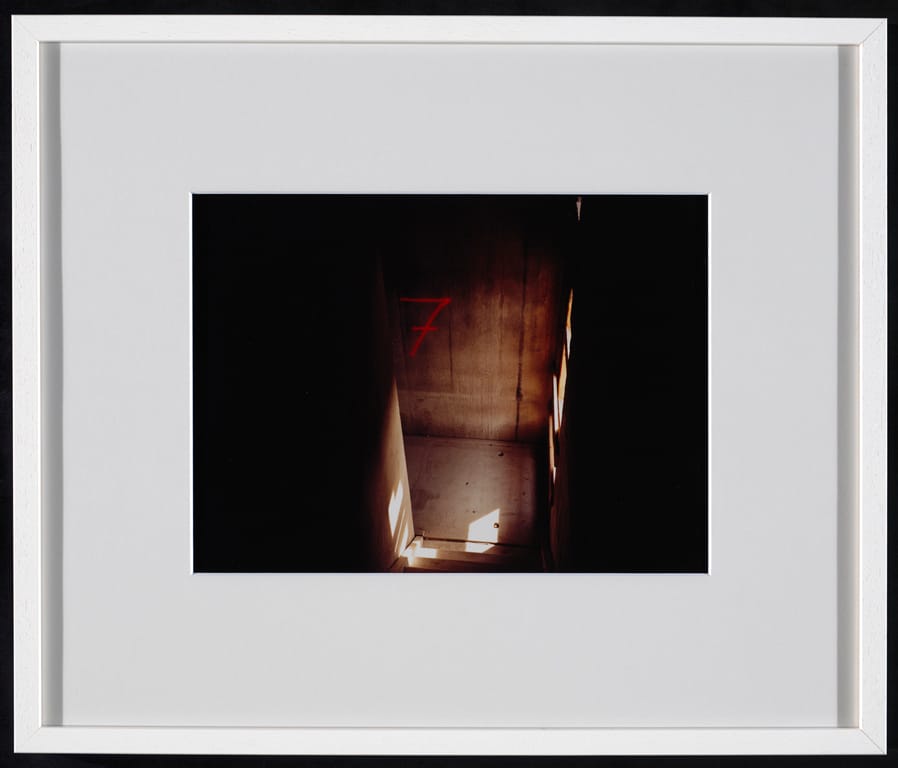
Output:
(403, 557), (516, 573)
(412, 544), (527, 567)
(421, 537), (537, 561)
(399, 536), (542, 572)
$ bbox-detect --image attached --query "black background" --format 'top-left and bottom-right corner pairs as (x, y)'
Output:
(564, 195), (707, 572)
(1, 1), (896, 766)
(192, 195), (393, 572)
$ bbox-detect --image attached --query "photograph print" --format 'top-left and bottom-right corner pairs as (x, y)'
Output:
(192, 195), (708, 573)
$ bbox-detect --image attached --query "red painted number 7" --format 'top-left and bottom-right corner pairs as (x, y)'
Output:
(399, 297), (451, 357)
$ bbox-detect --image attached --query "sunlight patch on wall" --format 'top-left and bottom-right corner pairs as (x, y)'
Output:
(467, 508), (500, 544)
(388, 481), (405, 536)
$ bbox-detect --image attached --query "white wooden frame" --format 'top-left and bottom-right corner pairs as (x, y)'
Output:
(11, 15), (887, 756)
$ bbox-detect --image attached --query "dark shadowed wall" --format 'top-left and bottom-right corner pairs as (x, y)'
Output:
(549, 196), (708, 572)
(192, 196), (412, 572)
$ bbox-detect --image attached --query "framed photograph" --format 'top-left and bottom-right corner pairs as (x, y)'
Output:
(11, 13), (886, 756)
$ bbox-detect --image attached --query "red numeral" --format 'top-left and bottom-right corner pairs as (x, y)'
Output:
(399, 297), (451, 357)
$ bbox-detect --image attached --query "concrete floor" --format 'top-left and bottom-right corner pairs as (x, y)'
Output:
(403, 435), (539, 548)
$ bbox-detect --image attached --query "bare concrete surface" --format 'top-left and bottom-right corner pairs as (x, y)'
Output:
(403, 435), (539, 548)
(383, 199), (564, 444)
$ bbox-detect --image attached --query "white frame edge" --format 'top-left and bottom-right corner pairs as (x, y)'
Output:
(10, 15), (887, 757)
(12, 12), (44, 753)
(857, 17), (888, 757)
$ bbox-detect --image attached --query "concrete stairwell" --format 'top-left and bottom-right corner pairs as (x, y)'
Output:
(393, 535), (542, 573)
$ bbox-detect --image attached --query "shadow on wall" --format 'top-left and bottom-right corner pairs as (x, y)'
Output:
(548, 195), (708, 573)
(192, 196), (412, 573)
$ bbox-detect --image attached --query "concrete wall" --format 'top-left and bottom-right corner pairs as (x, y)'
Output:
(547, 347), (579, 570)
(382, 197), (566, 443)
(360, 260), (415, 570)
